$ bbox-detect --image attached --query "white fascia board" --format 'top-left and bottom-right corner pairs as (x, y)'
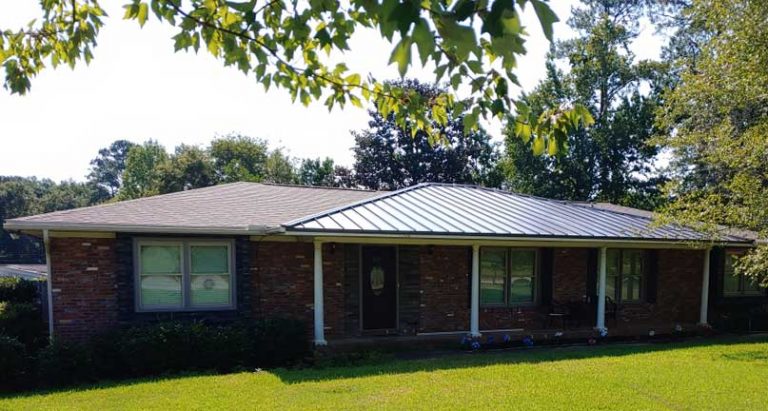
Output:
(3, 220), (274, 236)
(286, 230), (754, 249)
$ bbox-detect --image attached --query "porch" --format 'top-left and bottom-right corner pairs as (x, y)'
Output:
(306, 239), (714, 346)
(326, 321), (705, 352)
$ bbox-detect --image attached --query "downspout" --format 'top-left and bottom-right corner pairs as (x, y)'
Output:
(43, 229), (54, 340)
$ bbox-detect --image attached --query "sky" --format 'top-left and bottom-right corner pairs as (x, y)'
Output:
(0, 1), (663, 182)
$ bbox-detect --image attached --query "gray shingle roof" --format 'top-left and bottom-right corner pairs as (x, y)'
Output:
(285, 183), (753, 243)
(4, 182), (379, 234)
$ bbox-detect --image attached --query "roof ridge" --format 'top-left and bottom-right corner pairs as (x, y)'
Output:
(261, 182), (377, 193)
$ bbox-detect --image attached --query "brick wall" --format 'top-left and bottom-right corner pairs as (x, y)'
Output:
(418, 245), (470, 333)
(252, 241), (344, 338)
(479, 248), (588, 331)
(47, 237), (708, 342)
(553, 248), (589, 302)
(50, 237), (119, 341)
(114, 235), (252, 325)
(604, 249), (703, 325)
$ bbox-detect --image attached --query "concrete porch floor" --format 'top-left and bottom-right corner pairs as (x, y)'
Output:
(325, 322), (706, 352)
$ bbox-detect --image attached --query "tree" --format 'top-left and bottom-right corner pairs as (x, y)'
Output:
(88, 139), (138, 197)
(157, 144), (217, 193)
(655, 0), (768, 283)
(0, 176), (105, 263)
(0, 0), (592, 147)
(298, 158), (333, 187)
(504, 0), (665, 210)
(119, 140), (169, 200)
(263, 149), (297, 184)
(209, 134), (269, 182)
(353, 79), (500, 190)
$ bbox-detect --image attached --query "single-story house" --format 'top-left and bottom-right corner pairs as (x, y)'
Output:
(3, 182), (767, 344)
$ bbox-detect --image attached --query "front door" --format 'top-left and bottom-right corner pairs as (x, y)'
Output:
(361, 246), (397, 330)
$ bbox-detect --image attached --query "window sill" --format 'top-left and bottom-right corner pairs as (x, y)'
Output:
(135, 306), (237, 313)
(481, 303), (538, 309)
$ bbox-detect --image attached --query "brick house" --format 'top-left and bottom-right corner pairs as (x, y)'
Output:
(4, 182), (766, 344)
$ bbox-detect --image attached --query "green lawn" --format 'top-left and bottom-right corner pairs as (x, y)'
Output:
(3, 336), (768, 410)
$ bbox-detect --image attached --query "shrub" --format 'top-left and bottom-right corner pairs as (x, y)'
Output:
(90, 319), (308, 379)
(0, 301), (45, 348)
(250, 318), (309, 368)
(0, 334), (28, 390)
(1, 318), (310, 391)
(36, 339), (94, 388)
(100, 321), (248, 377)
(0, 278), (39, 303)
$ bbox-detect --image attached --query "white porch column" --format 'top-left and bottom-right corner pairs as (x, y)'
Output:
(313, 240), (327, 346)
(43, 229), (54, 340)
(596, 246), (607, 330)
(470, 244), (481, 337)
(699, 248), (712, 325)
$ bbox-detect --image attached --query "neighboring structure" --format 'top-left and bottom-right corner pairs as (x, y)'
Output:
(0, 264), (47, 280)
(3, 182), (766, 344)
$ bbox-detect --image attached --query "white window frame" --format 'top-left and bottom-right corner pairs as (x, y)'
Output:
(134, 238), (236, 312)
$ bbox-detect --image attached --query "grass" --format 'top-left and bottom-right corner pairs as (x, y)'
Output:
(3, 336), (768, 410)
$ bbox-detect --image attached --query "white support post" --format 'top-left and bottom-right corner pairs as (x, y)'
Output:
(43, 229), (54, 340)
(313, 240), (327, 346)
(470, 244), (481, 337)
(596, 246), (607, 331)
(699, 248), (712, 325)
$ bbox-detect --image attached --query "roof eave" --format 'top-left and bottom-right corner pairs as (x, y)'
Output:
(3, 220), (278, 236)
(284, 228), (756, 247)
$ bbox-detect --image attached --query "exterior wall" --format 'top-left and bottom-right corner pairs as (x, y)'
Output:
(418, 246), (470, 333)
(479, 248), (589, 331)
(50, 237), (119, 341)
(552, 248), (589, 302)
(616, 249), (703, 324)
(251, 241), (344, 338)
(708, 247), (768, 331)
(114, 235), (252, 325)
(52, 235), (252, 342)
(49, 236), (743, 343)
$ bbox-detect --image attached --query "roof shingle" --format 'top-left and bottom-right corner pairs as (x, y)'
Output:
(4, 182), (379, 233)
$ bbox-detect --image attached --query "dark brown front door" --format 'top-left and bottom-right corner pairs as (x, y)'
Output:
(361, 246), (397, 330)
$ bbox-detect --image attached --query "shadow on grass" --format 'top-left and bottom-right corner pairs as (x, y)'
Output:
(273, 334), (768, 384)
(3, 334), (767, 401)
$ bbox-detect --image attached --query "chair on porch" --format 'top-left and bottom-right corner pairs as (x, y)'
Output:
(575, 295), (618, 328)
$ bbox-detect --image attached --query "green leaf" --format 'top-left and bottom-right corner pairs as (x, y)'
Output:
(137, 2), (149, 27)
(530, 0), (559, 42)
(514, 120), (531, 142)
(412, 19), (434, 66)
(436, 17), (477, 61)
(453, 0), (476, 21)
(390, 1), (420, 36)
(389, 37), (412, 77)
(345, 73), (361, 86)
(226, 0), (257, 13)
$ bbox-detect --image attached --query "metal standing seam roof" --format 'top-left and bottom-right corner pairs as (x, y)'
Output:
(285, 183), (753, 242)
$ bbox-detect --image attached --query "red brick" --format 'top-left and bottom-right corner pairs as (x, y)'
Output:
(50, 237), (118, 342)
